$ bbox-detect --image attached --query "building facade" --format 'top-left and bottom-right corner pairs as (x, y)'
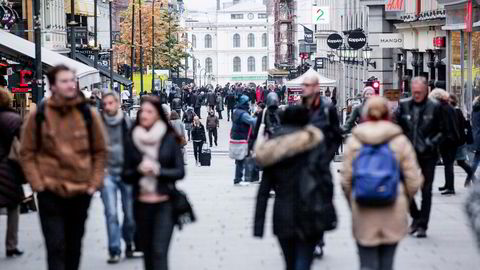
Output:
(185, 0), (275, 86)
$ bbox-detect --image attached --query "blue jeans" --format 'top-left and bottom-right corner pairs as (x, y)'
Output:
(278, 237), (316, 270)
(234, 159), (246, 183)
(101, 174), (135, 256)
(471, 152), (480, 177)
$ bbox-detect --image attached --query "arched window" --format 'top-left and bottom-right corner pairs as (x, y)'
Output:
(233, 57), (241, 72)
(192, 34), (196, 48)
(262, 33), (267, 47)
(248, 56), (255, 72)
(262, 56), (268, 71)
(248, 33), (255, 47)
(233, 33), (240, 48)
(205, 57), (213, 73)
(205, 34), (212, 48)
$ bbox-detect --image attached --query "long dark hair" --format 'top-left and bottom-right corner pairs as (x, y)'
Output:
(137, 96), (182, 143)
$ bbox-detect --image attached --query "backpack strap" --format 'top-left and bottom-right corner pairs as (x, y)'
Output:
(77, 103), (94, 156)
(35, 100), (47, 151)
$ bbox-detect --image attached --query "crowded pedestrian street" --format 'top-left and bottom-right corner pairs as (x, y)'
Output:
(0, 107), (478, 270)
(1, 0), (480, 270)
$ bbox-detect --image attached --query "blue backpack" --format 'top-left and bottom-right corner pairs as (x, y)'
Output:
(352, 143), (400, 206)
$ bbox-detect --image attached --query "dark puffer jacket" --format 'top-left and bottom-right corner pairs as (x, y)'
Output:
(254, 124), (331, 239)
(0, 109), (24, 207)
(472, 100), (480, 151)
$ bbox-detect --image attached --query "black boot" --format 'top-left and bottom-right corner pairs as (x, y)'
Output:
(6, 248), (24, 257)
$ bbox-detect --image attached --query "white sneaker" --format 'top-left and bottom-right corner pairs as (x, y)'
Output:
(238, 181), (250, 187)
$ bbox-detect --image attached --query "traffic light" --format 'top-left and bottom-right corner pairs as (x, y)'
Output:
(372, 80), (380, 95)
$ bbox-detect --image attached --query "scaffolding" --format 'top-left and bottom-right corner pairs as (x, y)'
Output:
(273, 0), (295, 68)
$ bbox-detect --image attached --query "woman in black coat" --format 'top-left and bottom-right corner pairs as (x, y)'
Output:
(0, 90), (24, 256)
(123, 96), (185, 270)
(471, 97), (480, 180)
(190, 116), (206, 166)
(253, 105), (332, 270)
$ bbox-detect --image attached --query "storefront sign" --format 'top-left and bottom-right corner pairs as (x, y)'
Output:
(11, 87), (31, 93)
(0, 3), (19, 30)
(385, 0), (404, 12)
(327, 33), (343, 49)
(377, 33), (403, 48)
(433, 36), (446, 47)
(304, 26), (314, 44)
(347, 31), (367, 50)
(312, 6), (330, 25)
(315, 58), (325, 70)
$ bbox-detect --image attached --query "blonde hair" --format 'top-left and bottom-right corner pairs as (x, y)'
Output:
(362, 96), (390, 121)
(429, 88), (449, 102)
(0, 90), (12, 109)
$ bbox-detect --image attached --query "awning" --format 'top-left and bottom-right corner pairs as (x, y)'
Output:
(75, 53), (133, 87)
(286, 68), (336, 88)
(0, 30), (100, 89)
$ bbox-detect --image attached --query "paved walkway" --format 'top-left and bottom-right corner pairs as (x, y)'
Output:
(0, 106), (479, 269)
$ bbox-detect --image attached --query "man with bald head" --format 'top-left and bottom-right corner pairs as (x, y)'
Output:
(394, 76), (446, 238)
(302, 72), (342, 259)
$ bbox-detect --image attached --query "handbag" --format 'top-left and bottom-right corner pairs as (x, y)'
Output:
(254, 110), (267, 150)
(169, 185), (196, 230)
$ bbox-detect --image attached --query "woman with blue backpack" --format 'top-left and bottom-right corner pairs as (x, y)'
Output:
(341, 97), (423, 270)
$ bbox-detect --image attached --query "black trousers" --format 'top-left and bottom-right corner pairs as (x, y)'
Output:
(440, 144), (457, 191)
(208, 128), (218, 147)
(37, 191), (92, 270)
(193, 141), (203, 162)
(410, 156), (437, 230)
(194, 107), (201, 119)
(357, 243), (398, 270)
(135, 201), (174, 270)
(278, 236), (316, 270)
(227, 107), (234, 120)
(217, 110), (223, 119)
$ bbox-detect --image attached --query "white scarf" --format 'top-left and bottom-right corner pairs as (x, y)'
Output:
(132, 120), (167, 193)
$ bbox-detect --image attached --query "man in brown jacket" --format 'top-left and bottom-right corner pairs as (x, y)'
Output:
(20, 65), (107, 270)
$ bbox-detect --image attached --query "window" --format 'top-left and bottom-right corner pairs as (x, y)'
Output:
(205, 34), (212, 48)
(262, 33), (267, 47)
(262, 56), (268, 71)
(258, 13), (267, 19)
(248, 33), (255, 47)
(248, 57), (255, 72)
(205, 57), (213, 73)
(233, 33), (240, 48)
(192, 34), (196, 48)
(231, 14), (244, 19)
(233, 57), (241, 72)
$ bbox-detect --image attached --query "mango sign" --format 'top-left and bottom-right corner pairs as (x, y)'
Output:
(385, 0), (404, 12)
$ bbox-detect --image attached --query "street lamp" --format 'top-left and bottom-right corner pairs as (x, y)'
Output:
(109, 0), (114, 91)
(363, 44), (376, 69)
(199, 67), (205, 87)
(327, 51), (336, 63)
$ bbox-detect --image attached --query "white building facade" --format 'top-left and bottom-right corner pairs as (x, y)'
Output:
(185, 0), (275, 86)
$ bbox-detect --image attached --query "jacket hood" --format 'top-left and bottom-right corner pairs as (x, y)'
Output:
(48, 94), (86, 109)
(255, 125), (324, 167)
(351, 121), (403, 145)
(473, 100), (480, 112)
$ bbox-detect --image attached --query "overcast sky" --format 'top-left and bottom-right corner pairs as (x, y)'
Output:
(183, 0), (218, 11)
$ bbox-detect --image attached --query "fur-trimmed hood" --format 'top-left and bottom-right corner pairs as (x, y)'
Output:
(254, 125), (324, 167)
